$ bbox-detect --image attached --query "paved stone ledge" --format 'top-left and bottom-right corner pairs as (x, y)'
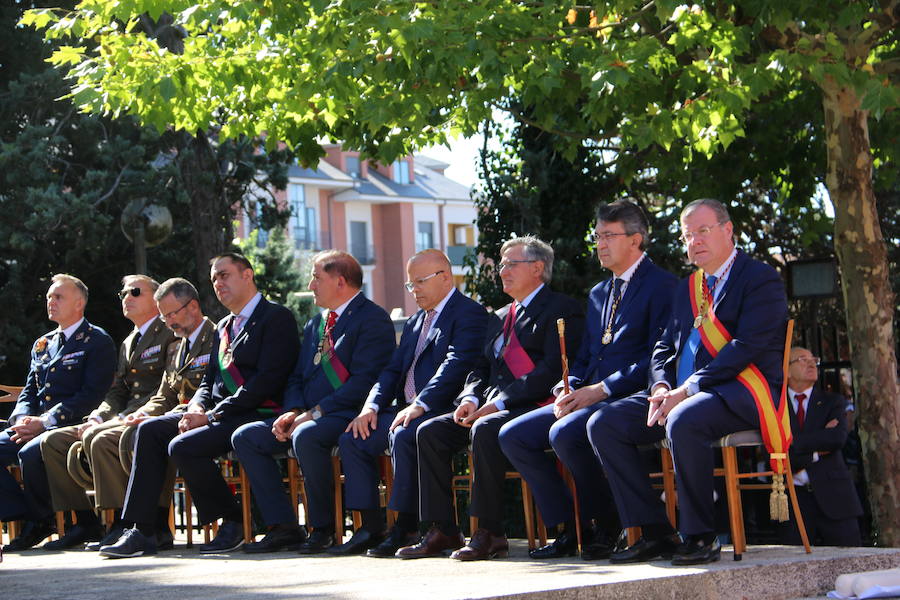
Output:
(2, 539), (898, 599)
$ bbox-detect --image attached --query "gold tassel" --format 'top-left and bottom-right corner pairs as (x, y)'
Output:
(769, 474), (789, 522)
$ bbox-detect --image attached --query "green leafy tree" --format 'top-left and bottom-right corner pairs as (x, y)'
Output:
(25, 0), (900, 543)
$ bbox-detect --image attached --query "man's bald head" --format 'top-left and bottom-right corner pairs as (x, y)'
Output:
(406, 249), (454, 311)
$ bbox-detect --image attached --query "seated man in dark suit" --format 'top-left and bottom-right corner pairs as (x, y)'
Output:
(1, 273), (117, 551)
(591, 198), (789, 566)
(335, 249), (487, 556)
(100, 253), (300, 557)
(397, 236), (584, 560)
(231, 250), (395, 554)
(779, 346), (861, 546)
(499, 201), (677, 560)
(40, 274), (177, 550)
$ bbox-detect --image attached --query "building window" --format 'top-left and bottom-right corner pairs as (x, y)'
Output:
(289, 184), (317, 250)
(350, 220), (374, 264)
(254, 202), (269, 248)
(392, 160), (410, 184)
(345, 156), (360, 178)
(416, 221), (434, 252)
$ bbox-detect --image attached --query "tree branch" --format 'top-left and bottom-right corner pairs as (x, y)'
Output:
(92, 164), (128, 207)
(498, 102), (615, 142)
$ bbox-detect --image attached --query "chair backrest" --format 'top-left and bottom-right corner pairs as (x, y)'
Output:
(0, 385), (23, 404)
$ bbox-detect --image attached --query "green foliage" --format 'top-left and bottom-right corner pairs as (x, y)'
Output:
(22, 1), (896, 167)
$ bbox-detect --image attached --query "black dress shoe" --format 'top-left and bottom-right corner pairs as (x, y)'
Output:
(243, 524), (306, 553)
(529, 531), (578, 559)
(581, 532), (617, 561)
(327, 528), (385, 556)
(609, 534), (681, 564)
(6, 520), (55, 551)
(366, 527), (419, 558)
(199, 520), (244, 554)
(155, 528), (175, 551)
(99, 527), (157, 558)
(86, 526), (125, 551)
(43, 522), (105, 550)
(671, 536), (721, 565)
(295, 529), (335, 554)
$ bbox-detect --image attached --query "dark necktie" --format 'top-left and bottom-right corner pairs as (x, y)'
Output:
(53, 331), (67, 357)
(130, 331), (142, 360)
(180, 339), (191, 369)
(607, 278), (623, 325)
(795, 393), (807, 429)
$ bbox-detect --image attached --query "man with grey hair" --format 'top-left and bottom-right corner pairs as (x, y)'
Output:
(40, 274), (178, 550)
(1, 273), (117, 551)
(397, 236), (584, 560)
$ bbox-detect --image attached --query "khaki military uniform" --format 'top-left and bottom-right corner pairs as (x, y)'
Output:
(41, 317), (177, 511)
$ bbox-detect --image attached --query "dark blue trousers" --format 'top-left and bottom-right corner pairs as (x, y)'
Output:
(0, 430), (52, 522)
(337, 409), (434, 515)
(500, 402), (615, 528)
(589, 391), (754, 535)
(232, 414), (349, 529)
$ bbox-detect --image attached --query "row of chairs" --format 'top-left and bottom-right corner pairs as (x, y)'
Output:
(2, 316), (811, 559)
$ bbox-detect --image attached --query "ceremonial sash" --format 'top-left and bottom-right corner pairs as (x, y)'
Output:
(218, 325), (281, 417)
(501, 324), (553, 406)
(318, 315), (349, 391)
(688, 271), (792, 474)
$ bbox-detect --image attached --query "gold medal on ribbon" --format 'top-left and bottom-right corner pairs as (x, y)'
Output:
(601, 331), (613, 345)
(313, 351), (321, 365)
(694, 314), (704, 329)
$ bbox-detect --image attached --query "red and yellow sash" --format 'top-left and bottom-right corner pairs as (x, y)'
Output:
(318, 315), (349, 391)
(218, 325), (281, 417)
(688, 270), (792, 474)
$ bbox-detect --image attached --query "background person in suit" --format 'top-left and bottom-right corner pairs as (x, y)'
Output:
(779, 346), (862, 546)
(590, 198), (789, 566)
(40, 274), (177, 550)
(232, 250), (395, 555)
(499, 201), (677, 560)
(1, 273), (116, 551)
(336, 249), (487, 557)
(100, 253), (300, 558)
(397, 236), (584, 560)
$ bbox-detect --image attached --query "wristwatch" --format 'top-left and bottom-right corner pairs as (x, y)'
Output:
(310, 406), (322, 420)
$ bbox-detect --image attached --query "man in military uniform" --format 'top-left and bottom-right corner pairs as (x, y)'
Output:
(40, 275), (178, 550)
(0, 274), (117, 551)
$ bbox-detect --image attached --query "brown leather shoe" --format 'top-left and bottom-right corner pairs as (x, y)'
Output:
(450, 528), (509, 561)
(395, 526), (465, 559)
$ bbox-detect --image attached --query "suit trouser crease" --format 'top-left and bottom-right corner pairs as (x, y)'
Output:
(417, 407), (529, 525)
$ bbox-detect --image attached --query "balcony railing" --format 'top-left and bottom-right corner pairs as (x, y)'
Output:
(351, 244), (377, 265)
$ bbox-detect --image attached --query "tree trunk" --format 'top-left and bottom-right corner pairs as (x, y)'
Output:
(822, 80), (900, 546)
(179, 132), (231, 321)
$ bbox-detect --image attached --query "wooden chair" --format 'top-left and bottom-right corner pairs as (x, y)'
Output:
(1, 386), (24, 543)
(331, 447), (394, 544)
(455, 451), (544, 550)
(658, 319), (812, 560)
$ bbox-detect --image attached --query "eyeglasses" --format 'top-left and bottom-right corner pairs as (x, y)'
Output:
(789, 356), (821, 366)
(497, 260), (537, 271)
(404, 270), (445, 292)
(117, 287), (142, 300)
(590, 231), (631, 244)
(680, 222), (726, 244)
(160, 300), (193, 323)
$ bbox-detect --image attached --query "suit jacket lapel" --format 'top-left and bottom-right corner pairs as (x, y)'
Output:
(713, 249), (746, 309)
(613, 259), (649, 325)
